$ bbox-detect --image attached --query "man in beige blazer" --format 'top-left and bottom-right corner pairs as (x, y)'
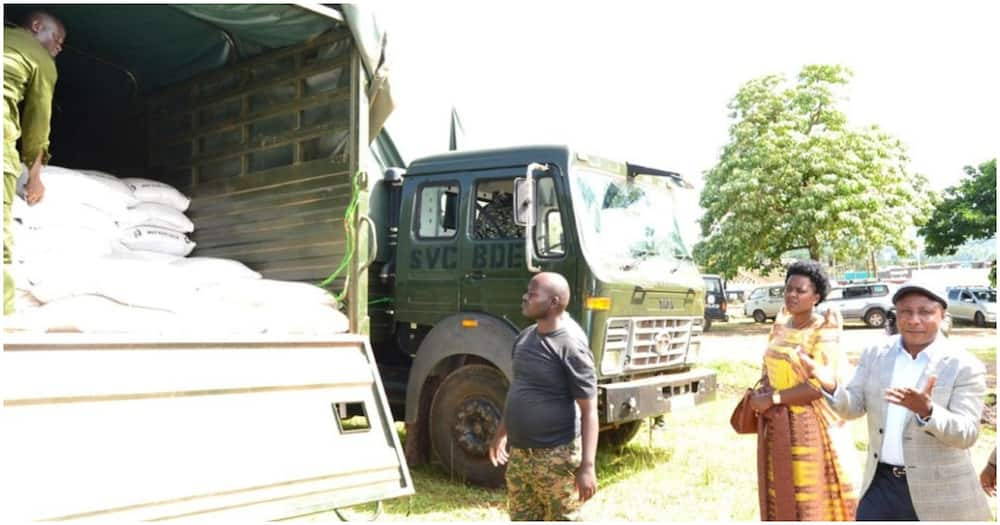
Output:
(801, 280), (991, 521)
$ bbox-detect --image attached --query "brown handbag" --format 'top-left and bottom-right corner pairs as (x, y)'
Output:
(730, 380), (762, 434)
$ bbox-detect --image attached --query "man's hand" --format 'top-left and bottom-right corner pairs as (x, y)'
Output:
(798, 348), (837, 393)
(25, 159), (45, 205)
(981, 461), (997, 497)
(884, 375), (936, 420)
(575, 463), (597, 502)
(488, 432), (509, 467)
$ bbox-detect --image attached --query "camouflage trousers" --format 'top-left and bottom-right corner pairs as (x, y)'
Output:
(505, 437), (583, 521)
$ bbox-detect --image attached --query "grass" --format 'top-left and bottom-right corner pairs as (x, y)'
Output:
(326, 355), (998, 521)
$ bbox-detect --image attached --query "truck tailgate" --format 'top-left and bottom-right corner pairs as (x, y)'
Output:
(1, 334), (413, 521)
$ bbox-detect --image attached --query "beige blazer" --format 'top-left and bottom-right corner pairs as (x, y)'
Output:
(828, 334), (991, 521)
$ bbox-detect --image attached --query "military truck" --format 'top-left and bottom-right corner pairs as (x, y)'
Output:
(3, 4), (716, 518)
(368, 147), (717, 486)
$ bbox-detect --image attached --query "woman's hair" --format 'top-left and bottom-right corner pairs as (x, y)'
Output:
(785, 260), (831, 304)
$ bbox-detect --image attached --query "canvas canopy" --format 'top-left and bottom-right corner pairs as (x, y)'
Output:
(3, 3), (394, 141)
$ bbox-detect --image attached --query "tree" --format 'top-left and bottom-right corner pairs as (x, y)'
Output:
(918, 158), (996, 256)
(694, 64), (935, 278)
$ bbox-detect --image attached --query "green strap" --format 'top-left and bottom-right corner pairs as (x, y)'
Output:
(318, 170), (362, 304)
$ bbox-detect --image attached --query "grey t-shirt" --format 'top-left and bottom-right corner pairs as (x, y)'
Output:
(503, 321), (597, 449)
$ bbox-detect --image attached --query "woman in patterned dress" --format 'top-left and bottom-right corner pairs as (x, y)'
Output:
(748, 261), (860, 520)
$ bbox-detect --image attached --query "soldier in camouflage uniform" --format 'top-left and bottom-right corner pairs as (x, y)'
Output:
(489, 272), (598, 521)
(4, 11), (65, 314)
(474, 191), (523, 240)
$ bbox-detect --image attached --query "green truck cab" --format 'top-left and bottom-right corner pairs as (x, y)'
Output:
(368, 145), (717, 486)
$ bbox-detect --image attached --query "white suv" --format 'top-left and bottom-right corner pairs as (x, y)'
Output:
(947, 287), (997, 326)
(744, 284), (785, 323)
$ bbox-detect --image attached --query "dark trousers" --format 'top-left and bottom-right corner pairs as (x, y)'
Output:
(857, 463), (919, 521)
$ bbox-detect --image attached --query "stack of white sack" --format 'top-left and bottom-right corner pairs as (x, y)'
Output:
(10, 237), (347, 335)
(12, 165), (138, 262)
(114, 176), (195, 259)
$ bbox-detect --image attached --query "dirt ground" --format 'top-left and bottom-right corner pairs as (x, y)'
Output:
(701, 318), (997, 429)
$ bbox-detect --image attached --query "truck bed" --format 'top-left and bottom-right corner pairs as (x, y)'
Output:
(1, 333), (413, 521)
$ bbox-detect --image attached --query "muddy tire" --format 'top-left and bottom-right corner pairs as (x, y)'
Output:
(429, 364), (509, 488)
(599, 420), (643, 449)
(753, 310), (767, 324)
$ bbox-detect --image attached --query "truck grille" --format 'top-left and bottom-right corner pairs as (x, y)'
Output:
(605, 316), (700, 371)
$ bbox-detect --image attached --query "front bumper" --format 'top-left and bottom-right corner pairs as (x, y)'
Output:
(599, 367), (717, 424)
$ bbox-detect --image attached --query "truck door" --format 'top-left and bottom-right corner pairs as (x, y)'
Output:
(395, 178), (463, 324)
(460, 171), (576, 322)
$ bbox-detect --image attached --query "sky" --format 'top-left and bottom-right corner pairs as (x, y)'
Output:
(376, 0), (998, 200)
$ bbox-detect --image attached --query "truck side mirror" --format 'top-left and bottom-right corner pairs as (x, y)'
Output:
(513, 177), (534, 226)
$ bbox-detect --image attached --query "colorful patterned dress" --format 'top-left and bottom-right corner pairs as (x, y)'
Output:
(758, 308), (860, 521)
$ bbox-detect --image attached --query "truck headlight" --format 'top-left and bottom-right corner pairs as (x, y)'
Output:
(601, 349), (624, 375)
(686, 340), (701, 365)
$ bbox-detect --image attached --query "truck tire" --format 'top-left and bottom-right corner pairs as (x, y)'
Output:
(753, 310), (767, 324)
(864, 308), (887, 328)
(599, 420), (642, 449)
(975, 311), (986, 327)
(429, 364), (508, 488)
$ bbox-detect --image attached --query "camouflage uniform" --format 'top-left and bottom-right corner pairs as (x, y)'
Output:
(474, 192), (523, 240)
(4, 27), (58, 315)
(505, 437), (582, 521)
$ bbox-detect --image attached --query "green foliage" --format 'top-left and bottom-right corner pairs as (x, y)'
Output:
(694, 64), (935, 278)
(919, 158), (997, 256)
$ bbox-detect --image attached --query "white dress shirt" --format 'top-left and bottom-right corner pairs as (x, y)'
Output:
(880, 341), (930, 466)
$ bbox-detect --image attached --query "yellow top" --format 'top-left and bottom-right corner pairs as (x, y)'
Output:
(4, 26), (58, 175)
(764, 307), (846, 416)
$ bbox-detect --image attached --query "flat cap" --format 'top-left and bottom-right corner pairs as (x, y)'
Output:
(892, 279), (948, 309)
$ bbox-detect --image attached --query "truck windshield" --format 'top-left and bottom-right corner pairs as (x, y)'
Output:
(569, 167), (693, 275)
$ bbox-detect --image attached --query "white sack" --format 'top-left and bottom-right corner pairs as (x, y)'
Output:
(4, 295), (179, 334)
(14, 288), (43, 311)
(255, 304), (350, 334)
(93, 256), (199, 310)
(12, 224), (115, 263)
(122, 178), (191, 211)
(18, 258), (104, 303)
(110, 248), (183, 263)
(77, 169), (137, 206)
(117, 226), (195, 256)
(196, 279), (337, 308)
(119, 202), (194, 233)
(12, 194), (118, 233)
(169, 257), (261, 284)
(19, 165), (138, 214)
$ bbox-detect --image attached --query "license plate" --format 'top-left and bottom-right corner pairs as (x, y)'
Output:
(671, 393), (695, 411)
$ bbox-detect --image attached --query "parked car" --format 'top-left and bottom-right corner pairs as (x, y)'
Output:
(819, 282), (895, 328)
(702, 274), (729, 331)
(744, 284), (785, 323)
(947, 286), (997, 326)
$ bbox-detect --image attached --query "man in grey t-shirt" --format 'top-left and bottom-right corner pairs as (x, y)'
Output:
(488, 272), (598, 521)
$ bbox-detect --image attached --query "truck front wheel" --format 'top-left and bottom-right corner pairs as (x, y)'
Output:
(429, 364), (508, 488)
(599, 420), (642, 449)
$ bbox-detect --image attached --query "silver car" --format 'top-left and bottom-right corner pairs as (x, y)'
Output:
(947, 287), (997, 326)
(819, 282), (895, 328)
(744, 284), (785, 323)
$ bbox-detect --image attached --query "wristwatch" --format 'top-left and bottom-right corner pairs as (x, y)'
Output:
(771, 391), (782, 406)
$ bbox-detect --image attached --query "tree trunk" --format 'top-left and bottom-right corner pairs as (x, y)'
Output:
(808, 238), (820, 262)
(869, 252), (879, 280)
